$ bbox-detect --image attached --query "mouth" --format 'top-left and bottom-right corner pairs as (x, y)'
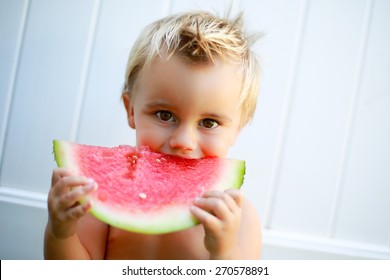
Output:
(169, 154), (196, 159)
(162, 152), (200, 159)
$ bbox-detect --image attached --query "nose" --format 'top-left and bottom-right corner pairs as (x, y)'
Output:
(169, 124), (197, 153)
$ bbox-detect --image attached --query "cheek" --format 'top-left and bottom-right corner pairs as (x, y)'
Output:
(200, 129), (239, 157)
(133, 112), (161, 149)
(135, 125), (167, 151)
(200, 137), (231, 158)
(136, 128), (158, 147)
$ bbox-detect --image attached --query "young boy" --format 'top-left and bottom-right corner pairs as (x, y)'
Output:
(44, 11), (262, 260)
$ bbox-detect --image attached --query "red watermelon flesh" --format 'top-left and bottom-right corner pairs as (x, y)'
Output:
(53, 140), (245, 234)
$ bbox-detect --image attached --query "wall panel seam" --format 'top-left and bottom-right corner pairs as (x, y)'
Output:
(0, 186), (46, 209)
(162, 0), (172, 16)
(263, 229), (390, 259)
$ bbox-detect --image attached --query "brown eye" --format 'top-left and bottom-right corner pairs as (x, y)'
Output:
(156, 111), (175, 122)
(200, 119), (218, 129)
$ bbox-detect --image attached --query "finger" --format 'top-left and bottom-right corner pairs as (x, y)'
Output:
(225, 189), (244, 208)
(200, 190), (240, 213)
(63, 200), (93, 222)
(58, 181), (97, 210)
(53, 175), (93, 197)
(51, 168), (74, 187)
(193, 195), (232, 220)
(190, 205), (220, 230)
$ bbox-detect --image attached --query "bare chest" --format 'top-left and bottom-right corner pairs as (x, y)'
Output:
(104, 225), (208, 259)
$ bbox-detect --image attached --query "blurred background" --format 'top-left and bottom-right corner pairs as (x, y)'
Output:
(1, 0), (389, 259)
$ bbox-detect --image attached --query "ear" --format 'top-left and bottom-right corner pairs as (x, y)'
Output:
(122, 94), (136, 129)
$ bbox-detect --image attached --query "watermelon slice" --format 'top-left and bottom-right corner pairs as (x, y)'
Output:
(53, 140), (245, 234)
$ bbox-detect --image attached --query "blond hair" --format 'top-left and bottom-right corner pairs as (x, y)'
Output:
(123, 11), (260, 127)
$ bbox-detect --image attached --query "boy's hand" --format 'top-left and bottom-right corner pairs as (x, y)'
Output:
(47, 168), (97, 240)
(190, 189), (243, 259)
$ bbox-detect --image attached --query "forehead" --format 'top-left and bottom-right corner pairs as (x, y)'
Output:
(137, 54), (242, 104)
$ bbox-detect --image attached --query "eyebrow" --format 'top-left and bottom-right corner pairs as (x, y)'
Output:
(144, 100), (172, 110)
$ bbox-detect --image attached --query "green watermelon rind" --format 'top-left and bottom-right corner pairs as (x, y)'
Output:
(53, 139), (245, 234)
(53, 139), (81, 174)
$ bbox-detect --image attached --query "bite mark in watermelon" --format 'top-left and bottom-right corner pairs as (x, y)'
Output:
(53, 140), (245, 234)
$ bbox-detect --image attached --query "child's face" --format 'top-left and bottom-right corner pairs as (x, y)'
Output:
(124, 54), (242, 159)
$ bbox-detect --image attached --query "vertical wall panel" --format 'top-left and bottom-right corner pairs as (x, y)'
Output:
(0, 0), (95, 191)
(77, 0), (168, 147)
(270, 0), (366, 235)
(0, 0), (27, 162)
(334, 0), (390, 245)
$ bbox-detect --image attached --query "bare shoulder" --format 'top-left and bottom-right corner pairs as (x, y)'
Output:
(239, 197), (262, 259)
(77, 213), (109, 259)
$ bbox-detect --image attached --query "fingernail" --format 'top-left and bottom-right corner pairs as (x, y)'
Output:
(194, 197), (201, 204)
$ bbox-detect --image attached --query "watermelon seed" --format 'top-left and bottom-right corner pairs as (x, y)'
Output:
(156, 159), (161, 163)
(139, 193), (147, 199)
(132, 155), (138, 165)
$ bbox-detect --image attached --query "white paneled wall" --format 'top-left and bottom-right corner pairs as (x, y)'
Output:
(0, 0), (389, 259)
